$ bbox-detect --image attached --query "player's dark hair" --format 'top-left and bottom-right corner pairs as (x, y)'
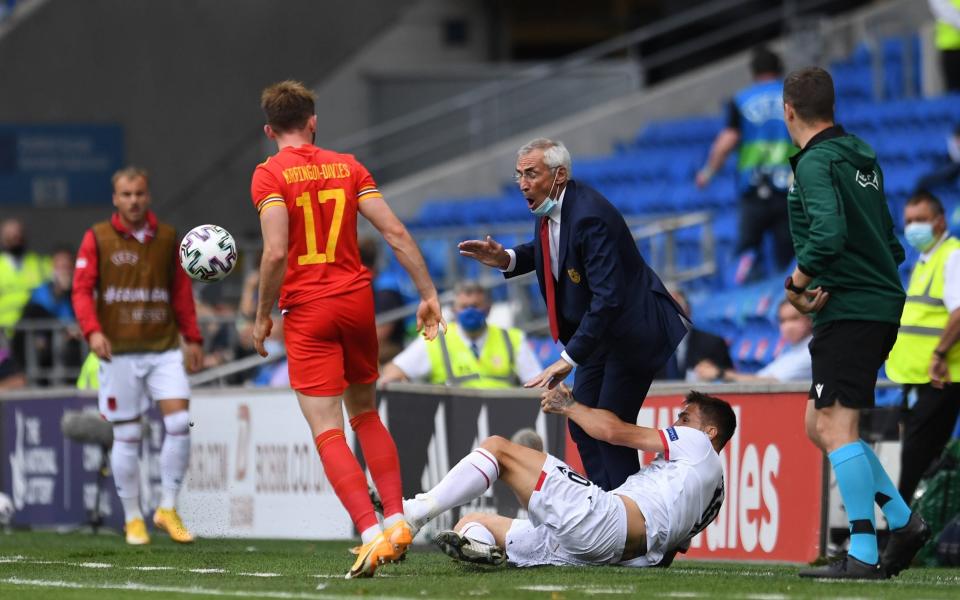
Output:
(685, 391), (736, 449)
(783, 67), (835, 123)
(750, 46), (782, 77)
(261, 80), (316, 134)
(907, 189), (945, 216)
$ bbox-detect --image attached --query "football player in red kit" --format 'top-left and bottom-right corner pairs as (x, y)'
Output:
(250, 80), (445, 578)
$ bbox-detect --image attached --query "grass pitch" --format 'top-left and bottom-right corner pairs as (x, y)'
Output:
(1, 531), (959, 599)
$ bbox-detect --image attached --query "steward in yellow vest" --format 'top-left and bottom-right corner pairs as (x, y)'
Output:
(0, 219), (52, 335)
(884, 191), (960, 503)
(425, 321), (523, 388)
(931, 0), (960, 91)
(380, 281), (542, 388)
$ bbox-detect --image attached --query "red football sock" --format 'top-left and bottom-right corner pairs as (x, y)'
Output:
(350, 410), (404, 519)
(314, 429), (379, 534)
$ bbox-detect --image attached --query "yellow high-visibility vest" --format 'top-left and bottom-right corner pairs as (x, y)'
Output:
(0, 252), (52, 332)
(425, 322), (523, 389)
(887, 236), (960, 383)
(76, 352), (100, 390)
(935, 0), (960, 50)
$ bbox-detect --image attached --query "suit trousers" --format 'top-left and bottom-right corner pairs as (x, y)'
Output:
(570, 343), (654, 491)
(899, 383), (960, 503)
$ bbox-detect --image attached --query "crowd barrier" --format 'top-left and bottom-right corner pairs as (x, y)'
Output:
(0, 382), (826, 563)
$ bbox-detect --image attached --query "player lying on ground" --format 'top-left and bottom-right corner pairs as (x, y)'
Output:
(403, 390), (735, 568)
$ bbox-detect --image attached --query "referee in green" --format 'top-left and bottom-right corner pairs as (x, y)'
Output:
(781, 67), (929, 579)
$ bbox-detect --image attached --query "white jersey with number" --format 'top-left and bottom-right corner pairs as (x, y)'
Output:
(612, 426), (724, 566)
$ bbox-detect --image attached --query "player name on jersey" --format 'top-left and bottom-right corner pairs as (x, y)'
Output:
(281, 162), (351, 184)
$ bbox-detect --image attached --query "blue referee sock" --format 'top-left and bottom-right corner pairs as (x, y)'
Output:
(829, 442), (878, 565)
(858, 440), (911, 530)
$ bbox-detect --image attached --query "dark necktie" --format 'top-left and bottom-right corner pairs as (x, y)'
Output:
(471, 341), (481, 358)
(540, 217), (559, 342)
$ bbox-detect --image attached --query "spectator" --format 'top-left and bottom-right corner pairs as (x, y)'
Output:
(915, 124), (960, 192)
(656, 289), (733, 381)
(695, 300), (812, 382)
(381, 280), (542, 387)
(929, 0), (960, 92)
(0, 218), (51, 336)
(885, 190), (960, 503)
(696, 46), (795, 283)
(12, 246), (83, 385)
(359, 237), (407, 364)
(0, 334), (25, 391)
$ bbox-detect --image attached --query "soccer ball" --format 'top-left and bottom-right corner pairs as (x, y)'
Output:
(179, 224), (238, 282)
(0, 492), (13, 526)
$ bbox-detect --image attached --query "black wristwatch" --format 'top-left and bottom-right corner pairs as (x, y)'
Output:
(784, 276), (806, 295)
(934, 349), (948, 360)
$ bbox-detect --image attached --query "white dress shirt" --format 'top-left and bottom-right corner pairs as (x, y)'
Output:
(502, 187), (576, 366)
(391, 325), (544, 384)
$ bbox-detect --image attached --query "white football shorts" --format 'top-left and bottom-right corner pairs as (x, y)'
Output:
(504, 455), (626, 567)
(98, 349), (191, 422)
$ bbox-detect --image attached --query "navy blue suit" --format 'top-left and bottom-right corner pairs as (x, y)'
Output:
(506, 180), (688, 490)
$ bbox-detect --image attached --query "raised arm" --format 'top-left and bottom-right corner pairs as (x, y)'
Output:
(541, 386), (665, 453)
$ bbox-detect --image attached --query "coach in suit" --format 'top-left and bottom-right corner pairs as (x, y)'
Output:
(459, 138), (688, 490)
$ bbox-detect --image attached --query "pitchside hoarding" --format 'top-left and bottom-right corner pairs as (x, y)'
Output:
(0, 386), (822, 562)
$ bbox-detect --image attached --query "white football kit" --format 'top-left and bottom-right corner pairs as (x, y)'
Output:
(504, 426), (724, 567)
(98, 349), (191, 422)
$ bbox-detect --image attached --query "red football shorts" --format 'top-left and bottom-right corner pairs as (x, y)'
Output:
(282, 286), (379, 396)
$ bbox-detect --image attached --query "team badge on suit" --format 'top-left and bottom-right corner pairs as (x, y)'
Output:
(567, 268), (581, 284)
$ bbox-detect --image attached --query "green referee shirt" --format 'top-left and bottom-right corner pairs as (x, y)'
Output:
(786, 125), (906, 327)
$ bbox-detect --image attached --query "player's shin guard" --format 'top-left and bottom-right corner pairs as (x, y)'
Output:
(160, 410), (191, 509)
(315, 429), (381, 542)
(829, 442), (879, 564)
(350, 410), (403, 525)
(858, 440), (911, 530)
(111, 422), (143, 521)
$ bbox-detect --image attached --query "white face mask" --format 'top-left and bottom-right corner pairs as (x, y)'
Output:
(531, 168), (560, 217)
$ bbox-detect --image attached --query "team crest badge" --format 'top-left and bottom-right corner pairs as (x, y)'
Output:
(110, 250), (139, 266)
(855, 169), (879, 190)
(567, 268), (581, 284)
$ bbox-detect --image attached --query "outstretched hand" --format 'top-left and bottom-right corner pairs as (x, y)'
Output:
(458, 236), (510, 269)
(416, 296), (447, 341)
(252, 315), (273, 357)
(525, 358), (573, 390)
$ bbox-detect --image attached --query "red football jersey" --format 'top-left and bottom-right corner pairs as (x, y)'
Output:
(250, 144), (380, 308)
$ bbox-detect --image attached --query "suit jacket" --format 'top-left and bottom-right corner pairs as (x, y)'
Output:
(506, 180), (687, 369)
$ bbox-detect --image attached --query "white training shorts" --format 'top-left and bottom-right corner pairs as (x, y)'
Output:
(504, 455), (627, 567)
(98, 349), (190, 422)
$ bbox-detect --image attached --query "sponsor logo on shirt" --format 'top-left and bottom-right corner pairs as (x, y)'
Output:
(667, 427), (679, 441)
(103, 286), (170, 305)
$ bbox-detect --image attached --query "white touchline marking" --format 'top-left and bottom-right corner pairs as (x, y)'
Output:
(745, 595), (788, 600)
(127, 566), (175, 571)
(0, 577), (410, 600)
(517, 586), (568, 592)
(79, 562), (112, 569)
(583, 588), (633, 595)
(665, 593), (705, 598)
(237, 572), (281, 577)
(189, 568), (227, 574)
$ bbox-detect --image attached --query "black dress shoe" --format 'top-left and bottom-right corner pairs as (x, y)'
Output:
(798, 555), (886, 579)
(882, 513), (931, 577)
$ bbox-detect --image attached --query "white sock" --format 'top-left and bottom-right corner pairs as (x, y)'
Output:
(159, 410), (191, 510)
(111, 422), (142, 522)
(408, 448), (500, 525)
(360, 524), (382, 544)
(459, 521), (496, 546)
(383, 513), (405, 529)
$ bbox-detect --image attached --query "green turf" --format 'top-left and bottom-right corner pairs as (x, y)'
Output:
(1, 530), (959, 599)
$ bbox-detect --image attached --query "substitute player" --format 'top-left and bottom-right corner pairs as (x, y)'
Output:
(250, 81), (445, 579)
(402, 390), (734, 569)
(72, 167), (204, 545)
